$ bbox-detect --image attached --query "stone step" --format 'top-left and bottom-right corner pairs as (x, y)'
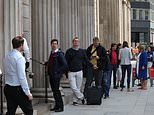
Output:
(60, 80), (70, 88)
(2, 88), (72, 115)
(31, 87), (64, 98)
(34, 88), (72, 115)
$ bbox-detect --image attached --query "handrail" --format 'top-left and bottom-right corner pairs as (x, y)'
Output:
(30, 58), (48, 103)
(0, 70), (3, 115)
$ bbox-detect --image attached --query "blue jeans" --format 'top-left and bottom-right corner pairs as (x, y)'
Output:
(103, 71), (111, 97)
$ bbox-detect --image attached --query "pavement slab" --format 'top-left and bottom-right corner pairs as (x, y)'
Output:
(43, 82), (154, 115)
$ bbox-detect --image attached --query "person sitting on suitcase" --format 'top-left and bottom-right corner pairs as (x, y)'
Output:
(65, 37), (92, 106)
(84, 37), (107, 99)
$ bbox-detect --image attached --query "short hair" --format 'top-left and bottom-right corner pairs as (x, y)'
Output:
(122, 41), (129, 48)
(138, 45), (145, 51)
(12, 36), (24, 48)
(72, 37), (79, 42)
(51, 39), (58, 44)
(93, 37), (99, 41)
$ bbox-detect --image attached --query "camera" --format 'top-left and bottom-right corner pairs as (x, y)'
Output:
(26, 70), (34, 78)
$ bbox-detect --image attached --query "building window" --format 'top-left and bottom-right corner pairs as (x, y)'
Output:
(139, 33), (145, 43)
(139, 10), (143, 20)
(133, 9), (137, 20)
(145, 10), (149, 20)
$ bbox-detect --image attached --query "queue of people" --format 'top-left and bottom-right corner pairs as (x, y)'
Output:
(3, 36), (153, 114)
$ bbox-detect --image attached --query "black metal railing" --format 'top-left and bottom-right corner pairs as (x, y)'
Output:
(0, 72), (3, 115)
(30, 58), (48, 103)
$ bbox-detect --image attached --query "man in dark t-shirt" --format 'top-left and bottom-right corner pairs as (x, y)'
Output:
(65, 37), (91, 106)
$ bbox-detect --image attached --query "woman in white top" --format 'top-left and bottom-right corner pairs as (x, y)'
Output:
(119, 41), (133, 92)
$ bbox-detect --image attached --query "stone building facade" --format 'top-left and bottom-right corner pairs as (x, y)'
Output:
(0, 0), (131, 90)
(99, 0), (131, 48)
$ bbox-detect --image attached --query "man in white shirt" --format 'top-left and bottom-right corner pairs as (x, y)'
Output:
(4, 36), (33, 115)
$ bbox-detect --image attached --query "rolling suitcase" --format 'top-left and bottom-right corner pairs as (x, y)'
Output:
(86, 85), (102, 105)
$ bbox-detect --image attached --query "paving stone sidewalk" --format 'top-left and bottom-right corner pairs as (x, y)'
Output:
(43, 85), (154, 115)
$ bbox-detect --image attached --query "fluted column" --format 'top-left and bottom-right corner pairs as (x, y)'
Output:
(99, 0), (131, 49)
(0, 0), (24, 69)
(32, 0), (60, 88)
(59, 0), (96, 51)
(122, 0), (131, 45)
(23, 0), (31, 45)
(31, 0), (96, 88)
(0, 0), (4, 69)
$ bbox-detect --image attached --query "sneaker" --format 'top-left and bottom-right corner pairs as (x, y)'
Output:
(73, 102), (79, 106)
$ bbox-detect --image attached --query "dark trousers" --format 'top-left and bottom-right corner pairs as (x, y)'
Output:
(4, 84), (33, 115)
(84, 67), (103, 98)
(120, 65), (132, 88)
(110, 64), (117, 87)
(49, 75), (63, 109)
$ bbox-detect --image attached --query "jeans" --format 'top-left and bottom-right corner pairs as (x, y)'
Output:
(120, 65), (132, 88)
(103, 71), (111, 97)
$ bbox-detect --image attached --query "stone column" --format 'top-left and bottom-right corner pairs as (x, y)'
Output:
(0, 0), (24, 69)
(31, 0), (96, 88)
(0, 0), (4, 69)
(23, 0), (31, 46)
(122, 0), (131, 45)
(59, 0), (96, 51)
(99, 0), (131, 49)
(31, 0), (60, 88)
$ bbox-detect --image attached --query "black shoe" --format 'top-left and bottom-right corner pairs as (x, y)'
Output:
(81, 99), (85, 104)
(50, 107), (56, 111)
(120, 88), (123, 91)
(120, 85), (125, 88)
(73, 102), (79, 106)
(104, 95), (109, 99)
(137, 83), (141, 86)
(104, 96), (107, 99)
(50, 108), (55, 111)
(55, 108), (64, 112)
(113, 86), (118, 89)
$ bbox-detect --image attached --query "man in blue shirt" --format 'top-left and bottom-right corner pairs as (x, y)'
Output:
(4, 36), (33, 115)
